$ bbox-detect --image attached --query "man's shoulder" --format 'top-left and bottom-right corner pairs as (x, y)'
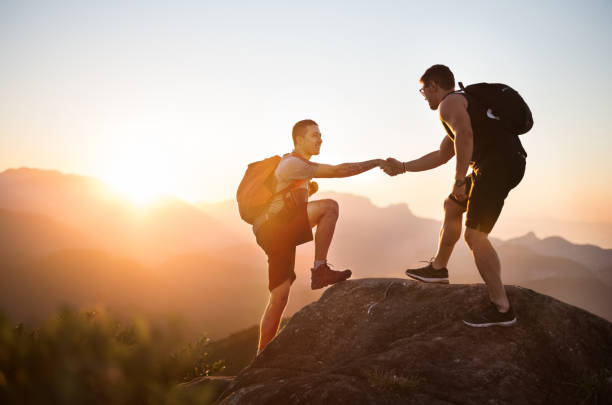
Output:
(439, 92), (468, 119)
(278, 154), (315, 167)
(441, 92), (467, 108)
(276, 155), (317, 179)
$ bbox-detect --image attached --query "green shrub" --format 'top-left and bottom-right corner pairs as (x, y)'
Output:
(0, 308), (224, 404)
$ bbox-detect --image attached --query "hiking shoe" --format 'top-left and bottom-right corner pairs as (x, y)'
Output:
(311, 263), (352, 290)
(463, 303), (517, 327)
(405, 262), (449, 284)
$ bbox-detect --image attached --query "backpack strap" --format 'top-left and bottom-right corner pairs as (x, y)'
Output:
(265, 152), (309, 197)
(441, 88), (464, 103)
(271, 178), (306, 198)
(252, 175), (306, 232)
(284, 151), (313, 164)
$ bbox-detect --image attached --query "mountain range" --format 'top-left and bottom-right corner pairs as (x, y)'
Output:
(1, 167), (611, 338)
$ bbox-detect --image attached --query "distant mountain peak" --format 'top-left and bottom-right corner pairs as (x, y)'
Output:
(507, 231), (540, 244)
(0, 167), (106, 190)
(523, 230), (538, 239)
(318, 191), (414, 217)
(2, 166), (81, 178)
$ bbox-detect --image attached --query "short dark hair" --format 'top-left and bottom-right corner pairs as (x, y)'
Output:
(292, 119), (318, 146)
(420, 64), (455, 90)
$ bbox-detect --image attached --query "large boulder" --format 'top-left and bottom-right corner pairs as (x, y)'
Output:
(217, 278), (612, 404)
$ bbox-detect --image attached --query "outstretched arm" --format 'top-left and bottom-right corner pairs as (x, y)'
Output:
(383, 136), (454, 176)
(404, 136), (455, 172)
(313, 159), (385, 178)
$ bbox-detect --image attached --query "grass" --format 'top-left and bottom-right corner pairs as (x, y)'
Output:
(366, 368), (422, 395)
(0, 307), (225, 404)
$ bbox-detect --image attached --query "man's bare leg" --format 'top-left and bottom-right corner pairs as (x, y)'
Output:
(258, 278), (291, 355)
(306, 199), (351, 289)
(464, 227), (510, 312)
(307, 199), (339, 261)
(432, 197), (465, 269)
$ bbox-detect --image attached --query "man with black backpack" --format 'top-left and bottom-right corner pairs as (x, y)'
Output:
(238, 119), (389, 354)
(383, 64), (531, 327)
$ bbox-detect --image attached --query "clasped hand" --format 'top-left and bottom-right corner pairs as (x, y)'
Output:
(378, 158), (404, 176)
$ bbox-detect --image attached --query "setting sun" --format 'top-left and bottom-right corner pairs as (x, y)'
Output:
(100, 128), (179, 205)
(106, 170), (168, 205)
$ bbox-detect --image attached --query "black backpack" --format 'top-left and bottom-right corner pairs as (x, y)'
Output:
(459, 82), (533, 136)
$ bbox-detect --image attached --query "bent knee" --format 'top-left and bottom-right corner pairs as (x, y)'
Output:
(444, 197), (465, 215)
(323, 199), (339, 216)
(464, 227), (487, 247)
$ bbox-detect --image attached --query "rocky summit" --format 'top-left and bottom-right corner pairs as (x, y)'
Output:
(212, 278), (612, 404)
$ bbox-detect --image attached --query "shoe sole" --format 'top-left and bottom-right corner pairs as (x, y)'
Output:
(462, 318), (517, 328)
(311, 281), (328, 290)
(405, 272), (449, 284)
(311, 274), (352, 290)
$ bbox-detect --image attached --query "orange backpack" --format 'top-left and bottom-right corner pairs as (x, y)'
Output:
(236, 155), (305, 224)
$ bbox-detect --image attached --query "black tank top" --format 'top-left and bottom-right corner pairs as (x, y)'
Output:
(442, 91), (526, 167)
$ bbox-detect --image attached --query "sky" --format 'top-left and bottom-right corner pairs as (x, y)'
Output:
(1, 1), (612, 237)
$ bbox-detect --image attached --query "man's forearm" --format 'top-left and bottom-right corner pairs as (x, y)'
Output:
(454, 133), (473, 180)
(333, 160), (381, 178)
(403, 151), (447, 172)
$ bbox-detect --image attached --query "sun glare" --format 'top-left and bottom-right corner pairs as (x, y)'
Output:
(100, 126), (181, 206)
(108, 172), (166, 205)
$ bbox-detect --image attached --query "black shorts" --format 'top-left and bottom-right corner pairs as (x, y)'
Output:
(255, 203), (313, 291)
(449, 152), (526, 234)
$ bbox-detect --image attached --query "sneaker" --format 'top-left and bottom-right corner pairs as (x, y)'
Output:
(311, 263), (352, 290)
(405, 262), (449, 284)
(463, 303), (517, 327)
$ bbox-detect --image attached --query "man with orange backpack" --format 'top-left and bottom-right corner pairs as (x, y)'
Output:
(238, 119), (388, 354)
